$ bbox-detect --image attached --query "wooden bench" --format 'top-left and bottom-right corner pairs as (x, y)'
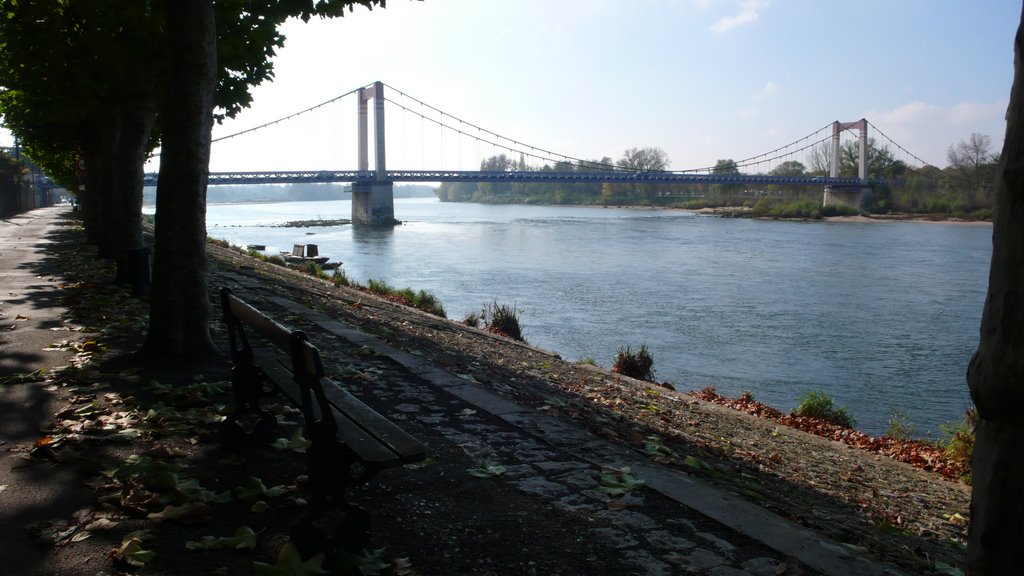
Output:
(219, 287), (427, 550)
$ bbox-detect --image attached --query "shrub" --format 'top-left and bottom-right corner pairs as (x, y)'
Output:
(612, 344), (655, 381)
(299, 261), (332, 280)
(410, 289), (446, 318)
(463, 311), (482, 328)
(266, 255), (287, 267)
(793, 391), (856, 428)
(367, 277), (392, 295)
(885, 408), (914, 440)
(365, 277), (446, 318)
(331, 268), (350, 287)
(940, 408), (977, 480)
(484, 301), (524, 341)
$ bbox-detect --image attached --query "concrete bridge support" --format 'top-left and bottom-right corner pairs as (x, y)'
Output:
(822, 186), (871, 211)
(353, 81), (396, 226)
(351, 182), (397, 226)
(823, 119), (870, 211)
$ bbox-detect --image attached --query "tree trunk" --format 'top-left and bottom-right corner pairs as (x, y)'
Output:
(110, 61), (157, 290)
(143, 0), (217, 357)
(966, 5), (1024, 573)
(80, 112), (119, 256)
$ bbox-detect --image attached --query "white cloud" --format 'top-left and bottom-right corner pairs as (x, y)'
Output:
(751, 81), (780, 101)
(865, 99), (1008, 167)
(711, 0), (770, 34)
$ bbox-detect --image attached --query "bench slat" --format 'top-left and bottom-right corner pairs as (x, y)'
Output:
(316, 377), (427, 464)
(224, 293), (293, 352)
(257, 357), (421, 466)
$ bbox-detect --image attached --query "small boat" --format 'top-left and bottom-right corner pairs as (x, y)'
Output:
(247, 244), (266, 251)
(281, 243), (337, 267)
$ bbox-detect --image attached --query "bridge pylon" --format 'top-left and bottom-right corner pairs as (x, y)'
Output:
(823, 119), (872, 210)
(352, 81), (397, 226)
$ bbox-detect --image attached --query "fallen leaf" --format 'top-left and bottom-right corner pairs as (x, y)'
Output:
(185, 526), (258, 551)
(147, 502), (211, 524)
(253, 542), (327, 575)
(110, 530), (155, 568)
(467, 464), (507, 478)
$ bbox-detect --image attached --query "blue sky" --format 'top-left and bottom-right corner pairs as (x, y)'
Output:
(5, 1), (1020, 174)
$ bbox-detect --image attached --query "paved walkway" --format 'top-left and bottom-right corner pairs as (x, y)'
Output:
(217, 268), (906, 576)
(0, 206), (93, 575)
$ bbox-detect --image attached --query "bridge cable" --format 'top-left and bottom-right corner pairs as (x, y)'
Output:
(385, 83), (846, 176)
(210, 83), (373, 144)
(866, 120), (941, 171)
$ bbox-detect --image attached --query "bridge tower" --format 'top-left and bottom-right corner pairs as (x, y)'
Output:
(823, 118), (872, 210)
(351, 81), (396, 226)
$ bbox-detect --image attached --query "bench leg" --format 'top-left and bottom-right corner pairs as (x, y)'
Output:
(290, 504), (370, 559)
(221, 364), (278, 443)
(291, 441), (374, 556)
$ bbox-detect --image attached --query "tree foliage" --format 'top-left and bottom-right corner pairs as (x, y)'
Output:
(0, 0), (388, 357)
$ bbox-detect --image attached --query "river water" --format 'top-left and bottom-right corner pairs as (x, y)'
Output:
(202, 197), (990, 437)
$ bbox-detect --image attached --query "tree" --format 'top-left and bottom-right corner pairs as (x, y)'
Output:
(769, 161), (807, 200)
(144, 0), (218, 355)
(617, 147), (670, 172)
(948, 133), (997, 196)
(614, 147), (670, 201)
(807, 142), (832, 175)
(838, 138), (903, 179)
(966, 4), (1024, 573)
(711, 159), (740, 174)
(769, 160), (805, 176)
(3, 1), (390, 357)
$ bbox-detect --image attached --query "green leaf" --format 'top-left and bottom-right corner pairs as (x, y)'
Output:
(335, 364), (361, 379)
(185, 525), (258, 551)
(598, 467), (646, 497)
(643, 436), (678, 459)
(235, 477), (289, 500)
(1, 368), (46, 385)
(357, 548), (388, 575)
(253, 543), (327, 575)
(272, 429), (311, 453)
(403, 457), (437, 470)
(683, 455), (712, 471)
(933, 562), (965, 576)
(467, 464), (507, 478)
(147, 502), (211, 524)
(113, 530), (155, 568)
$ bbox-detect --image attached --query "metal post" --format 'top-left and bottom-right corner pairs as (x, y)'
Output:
(830, 121), (840, 178)
(357, 87), (369, 172)
(373, 81), (386, 181)
(857, 118), (868, 181)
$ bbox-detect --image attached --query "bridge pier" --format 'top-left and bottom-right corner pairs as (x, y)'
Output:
(822, 185), (871, 211)
(351, 181), (398, 226)
(353, 81), (396, 226)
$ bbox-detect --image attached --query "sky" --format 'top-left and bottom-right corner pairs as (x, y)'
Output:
(3, 0), (1020, 174)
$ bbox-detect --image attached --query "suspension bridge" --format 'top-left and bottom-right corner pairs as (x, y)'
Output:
(143, 81), (935, 225)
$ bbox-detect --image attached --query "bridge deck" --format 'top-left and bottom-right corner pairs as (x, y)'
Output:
(139, 170), (889, 187)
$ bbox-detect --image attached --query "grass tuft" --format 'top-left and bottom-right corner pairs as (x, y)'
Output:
(793, 390), (856, 428)
(365, 278), (446, 318)
(612, 344), (655, 381)
(481, 301), (524, 342)
(939, 408), (976, 483)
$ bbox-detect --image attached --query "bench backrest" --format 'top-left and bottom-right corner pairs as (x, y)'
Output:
(221, 288), (324, 382)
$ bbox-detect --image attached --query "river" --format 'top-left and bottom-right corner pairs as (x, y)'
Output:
(201, 197), (990, 437)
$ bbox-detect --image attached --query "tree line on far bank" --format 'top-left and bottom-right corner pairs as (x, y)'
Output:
(436, 133), (999, 220)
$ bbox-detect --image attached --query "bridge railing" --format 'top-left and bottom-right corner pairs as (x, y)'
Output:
(142, 170), (902, 187)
